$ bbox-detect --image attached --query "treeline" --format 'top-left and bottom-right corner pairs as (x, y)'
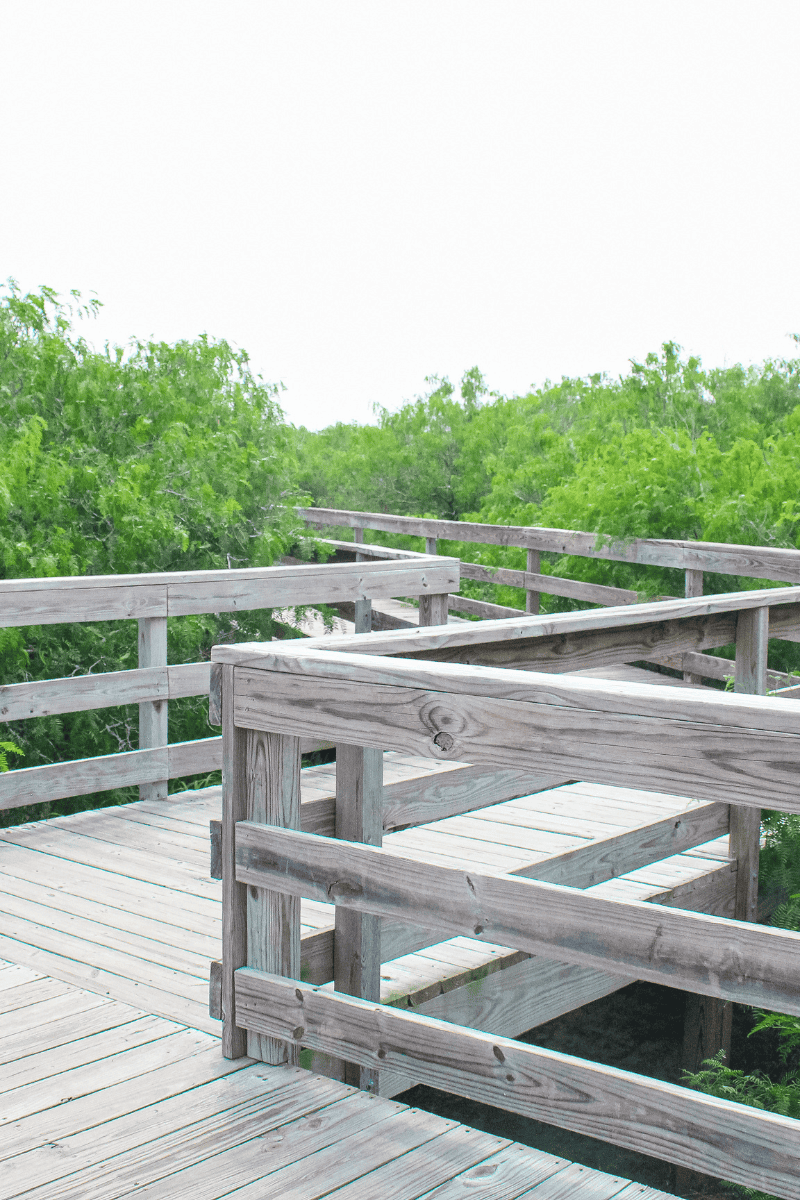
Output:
(295, 346), (800, 616)
(0, 282), (312, 819)
(4, 280), (800, 812)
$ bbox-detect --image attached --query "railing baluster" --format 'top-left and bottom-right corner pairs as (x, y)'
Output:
(333, 744), (383, 1091)
(526, 548), (541, 616)
(425, 537), (438, 556)
(245, 727), (302, 1064)
(138, 616), (168, 801)
(680, 603), (766, 1094)
(683, 569), (704, 685)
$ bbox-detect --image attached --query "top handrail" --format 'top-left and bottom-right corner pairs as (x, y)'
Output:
(299, 506), (800, 584)
(0, 555), (459, 628)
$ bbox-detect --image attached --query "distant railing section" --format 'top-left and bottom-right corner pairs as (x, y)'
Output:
(0, 556), (459, 812)
(298, 506), (800, 686)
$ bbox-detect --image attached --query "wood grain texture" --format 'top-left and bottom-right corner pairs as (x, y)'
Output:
(138, 617), (168, 803)
(232, 666), (800, 814)
(334, 744), (383, 1090)
(420, 593), (450, 626)
(0, 662), (211, 724)
(212, 589), (800, 671)
(236, 824), (800, 1014)
(220, 665), (247, 1058)
(235, 969), (800, 1198)
(299, 506), (800, 584)
(460, 559), (639, 606)
(0, 557), (459, 627)
(244, 728), (301, 1064)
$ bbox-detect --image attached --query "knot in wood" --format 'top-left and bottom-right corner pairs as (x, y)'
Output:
(433, 731), (455, 752)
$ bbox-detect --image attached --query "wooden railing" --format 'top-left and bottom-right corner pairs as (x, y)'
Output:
(0, 556), (459, 812)
(211, 584), (800, 1200)
(299, 504), (800, 597)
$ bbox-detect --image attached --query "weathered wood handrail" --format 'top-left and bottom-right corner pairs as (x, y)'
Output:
(0, 555), (459, 811)
(299, 505), (800, 583)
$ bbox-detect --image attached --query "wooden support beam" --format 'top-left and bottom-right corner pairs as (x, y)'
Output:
(526, 549), (541, 615)
(680, 607), (767, 1099)
(353, 598), (372, 633)
(244, 728), (301, 1064)
(425, 537), (438, 556)
(235, 970), (800, 1200)
(419, 592), (449, 626)
(334, 744), (383, 1091)
(219, 664), (247, 1059)
(683, 569), (704, 684)
(236, 824), (800, 1016)
(138, 616), (168, 801)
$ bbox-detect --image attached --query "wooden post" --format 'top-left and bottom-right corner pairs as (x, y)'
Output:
(419, 593), (449, 626)
(425, 537), (438, 556)
(353, 527), (364, 562)
(334, 743), (383, 1091)
(677, 604), (765, 1192)
(138, 617), (168, 801)
(219, 664), (248, 1059)
(683, 570), (704, 685)
(353, 598), (372, 633)
(245, 727), (301, 1064)
(731, 606), (767, 926)
(526, 549), (541, 616)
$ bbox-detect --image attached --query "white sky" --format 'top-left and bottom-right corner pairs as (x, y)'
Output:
(3, 1), (799, 430)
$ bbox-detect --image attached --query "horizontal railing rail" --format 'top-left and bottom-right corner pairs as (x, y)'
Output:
(0, 555), (459, 811)
(299, 505), (800, 583)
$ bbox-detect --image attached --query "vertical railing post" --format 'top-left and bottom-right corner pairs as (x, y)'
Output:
(683, 569), (704, 685)
(219, 663), (248, 1059)
(526, 548), (541, 616)
(334, 744), (383, 1091)
(419, 592), (449, 626)
(245, 727), (302, 1064)
(680, 604), (766, 1087)
(730, 606), (767, 925)
(425, 537), (438, 556)
(353, 527), (364, 561)
(138, 616), (168, 801)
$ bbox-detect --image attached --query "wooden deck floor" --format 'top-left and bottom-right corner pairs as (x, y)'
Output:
(1, 961), (679, 1199)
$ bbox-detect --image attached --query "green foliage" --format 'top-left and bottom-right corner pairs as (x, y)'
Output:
(0, 280), (313, 822)
(0, 741), (23, 772)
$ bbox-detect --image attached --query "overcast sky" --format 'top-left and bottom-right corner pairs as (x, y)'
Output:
(3, 1), (798, 429)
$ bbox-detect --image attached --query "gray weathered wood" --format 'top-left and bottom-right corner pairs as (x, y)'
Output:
(235, 969), (800, 1199)
(215, 588), (800, 673)
(244, 728), (301, 1063)
(353, 598), (372, 633)
(460, 557), (640, 607)
(209, 819), (222, 880)
(236, 824), (800, 1015)
(138, 617), (168, 802)
(683, 569), (704, 684)
(208, 662), (222, 725)
(299, 506), (800, 584)
(526, 548), (541, 614)
(731, 605), (768, 926)
(419, 593), (449, 626)
(425, 537), (438, 556)
(220, 664), (247, 1058)
(231, 660), (800, 814)
(0, 662), (212, 725)
(0, 557), (460, 628)
(208, 958), (222, 1020)
(334, 744), (383, 1090)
